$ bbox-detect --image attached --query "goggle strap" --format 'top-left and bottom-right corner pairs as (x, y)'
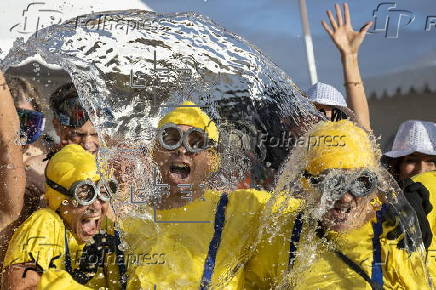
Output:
(45, 176), (71, 196)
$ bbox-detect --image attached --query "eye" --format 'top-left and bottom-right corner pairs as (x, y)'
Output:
(162, 127), (181, 145)
(187, 130), (207, 150)
(75, 184), (95, 203)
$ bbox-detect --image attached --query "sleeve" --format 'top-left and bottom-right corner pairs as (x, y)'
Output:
(38, 269), (93, 290)
(3, 209), (65, 270)
(383, 243), (432, 289)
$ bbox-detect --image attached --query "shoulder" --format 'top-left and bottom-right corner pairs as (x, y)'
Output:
(412, 171), (436, 191)
(22, 208), (63, 226)
(229, 189), (271, 204)
(11, 208), (64, 242)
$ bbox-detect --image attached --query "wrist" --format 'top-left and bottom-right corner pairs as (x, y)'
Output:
(341, 53), (358, 62)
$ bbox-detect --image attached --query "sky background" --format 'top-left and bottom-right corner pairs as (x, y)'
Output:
(144, 0), (436, 93)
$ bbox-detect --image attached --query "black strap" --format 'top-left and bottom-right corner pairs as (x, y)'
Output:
(288, 212), (303, 269)
(200, 193), (229, 289)
(335, 251), (382, 290)
(65, 228), (127, 288)
(115, 230), (127, 290)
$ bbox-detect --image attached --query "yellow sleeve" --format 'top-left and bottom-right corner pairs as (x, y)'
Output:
(412, 171), (436, 281)
(3, 209), (65, 270)
(383, 243), (432, 289)
(38, 269), (93, 290)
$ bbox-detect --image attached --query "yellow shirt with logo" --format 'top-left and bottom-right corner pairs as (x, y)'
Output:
(3, 208), (120, 290)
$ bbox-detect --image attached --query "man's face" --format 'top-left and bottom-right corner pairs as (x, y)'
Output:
(153, 124), (211, 196)
(321, 191), (376, 232)
(309, 169), (378, 232)
(56, 120), (99, 154)
(59, 195), (109, 243)
(399, 152), (436, 180)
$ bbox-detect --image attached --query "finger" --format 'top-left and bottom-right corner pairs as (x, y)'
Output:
(326, 10), (338, 30)
(344, 3), (352, 27)
(335, 3), (343, 26)
(359, 21), (373, 35)
(321, 20), (334, 37)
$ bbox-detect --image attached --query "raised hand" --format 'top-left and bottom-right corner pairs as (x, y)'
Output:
(321, 3), (372, 56)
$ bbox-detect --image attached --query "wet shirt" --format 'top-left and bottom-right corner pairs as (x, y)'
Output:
(3, 208), (120, 289)
(413, 171), (436, 282)
(121, 189), (269, 289)
(244, 199), (431, 290)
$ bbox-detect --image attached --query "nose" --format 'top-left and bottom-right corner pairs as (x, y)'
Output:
(88, 198), (103, 212)
(176, 143), (188, 155)
(340, 192), (354, 203)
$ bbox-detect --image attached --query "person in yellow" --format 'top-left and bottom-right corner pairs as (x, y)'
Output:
(412, 170), (436, 281)
(1, 144), (124, 290)
(244, 120), (432, 289)
(120, 101), (268, 289)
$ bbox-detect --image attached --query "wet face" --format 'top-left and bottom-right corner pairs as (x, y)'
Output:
(399, 152), (436, 180)
(321, 191), (376, 232)
(56, 120), (99, 155)
(153, 124), (212, 205)
(59, 195), (109, 243)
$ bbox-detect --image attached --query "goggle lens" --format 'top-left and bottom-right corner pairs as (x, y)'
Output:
(75, 183), (96, 204)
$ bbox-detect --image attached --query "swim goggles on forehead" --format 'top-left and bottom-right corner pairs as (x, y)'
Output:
(157, 122), (216, 153)
(54, 97), (90, 128)
(17, 109), (46, 145)
(45, 170), (118, 206)
(303, 169), (378, 198)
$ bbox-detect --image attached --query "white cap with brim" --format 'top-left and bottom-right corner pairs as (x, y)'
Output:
(305, 82), (354, 117)
(384, 120), (436, 158)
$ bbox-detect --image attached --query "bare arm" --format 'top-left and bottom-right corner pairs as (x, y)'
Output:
(0, 72), (25, 229)
(2, 264), (40, 290)
(321, 3), (372, 131)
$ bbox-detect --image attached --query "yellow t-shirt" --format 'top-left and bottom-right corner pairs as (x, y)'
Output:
(121, 189), (269, 289)
(244, 201), (431, 289)
(3, 208), (121, 290)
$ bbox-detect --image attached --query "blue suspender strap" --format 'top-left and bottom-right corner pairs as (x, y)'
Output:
(288, 212), (304, 269)
(115, 230), (127, 290)
(371, 207), (384, 288)
(200, 193), (229, 290)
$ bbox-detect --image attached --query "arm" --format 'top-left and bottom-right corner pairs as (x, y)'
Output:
(2, 264), (41, 290)
(2, 265), (94, 290)
(321, 3), (372, 131)
(0, 72), (25, 229)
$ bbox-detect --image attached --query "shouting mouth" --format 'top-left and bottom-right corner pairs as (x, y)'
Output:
(328, 203), (353, 224)
(81, 215), (101, 237)
(169, 162), (191, 183)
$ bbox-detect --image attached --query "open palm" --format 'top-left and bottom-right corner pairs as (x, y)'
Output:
(321, 3), (372, 55)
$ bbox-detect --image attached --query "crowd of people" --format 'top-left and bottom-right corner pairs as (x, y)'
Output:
(0, 3), (435, 289)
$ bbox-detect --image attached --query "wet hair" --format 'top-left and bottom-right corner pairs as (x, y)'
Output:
(49, 82), (79, 113)
(49, 82), (89, 127)
(5, 75), (41, 111)
(381, 155), (402, 182)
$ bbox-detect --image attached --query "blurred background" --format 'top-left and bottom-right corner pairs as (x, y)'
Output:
(1, 0), (435, 150)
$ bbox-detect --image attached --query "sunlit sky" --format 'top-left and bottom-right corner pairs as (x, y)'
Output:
(146, 0), (436, 92)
